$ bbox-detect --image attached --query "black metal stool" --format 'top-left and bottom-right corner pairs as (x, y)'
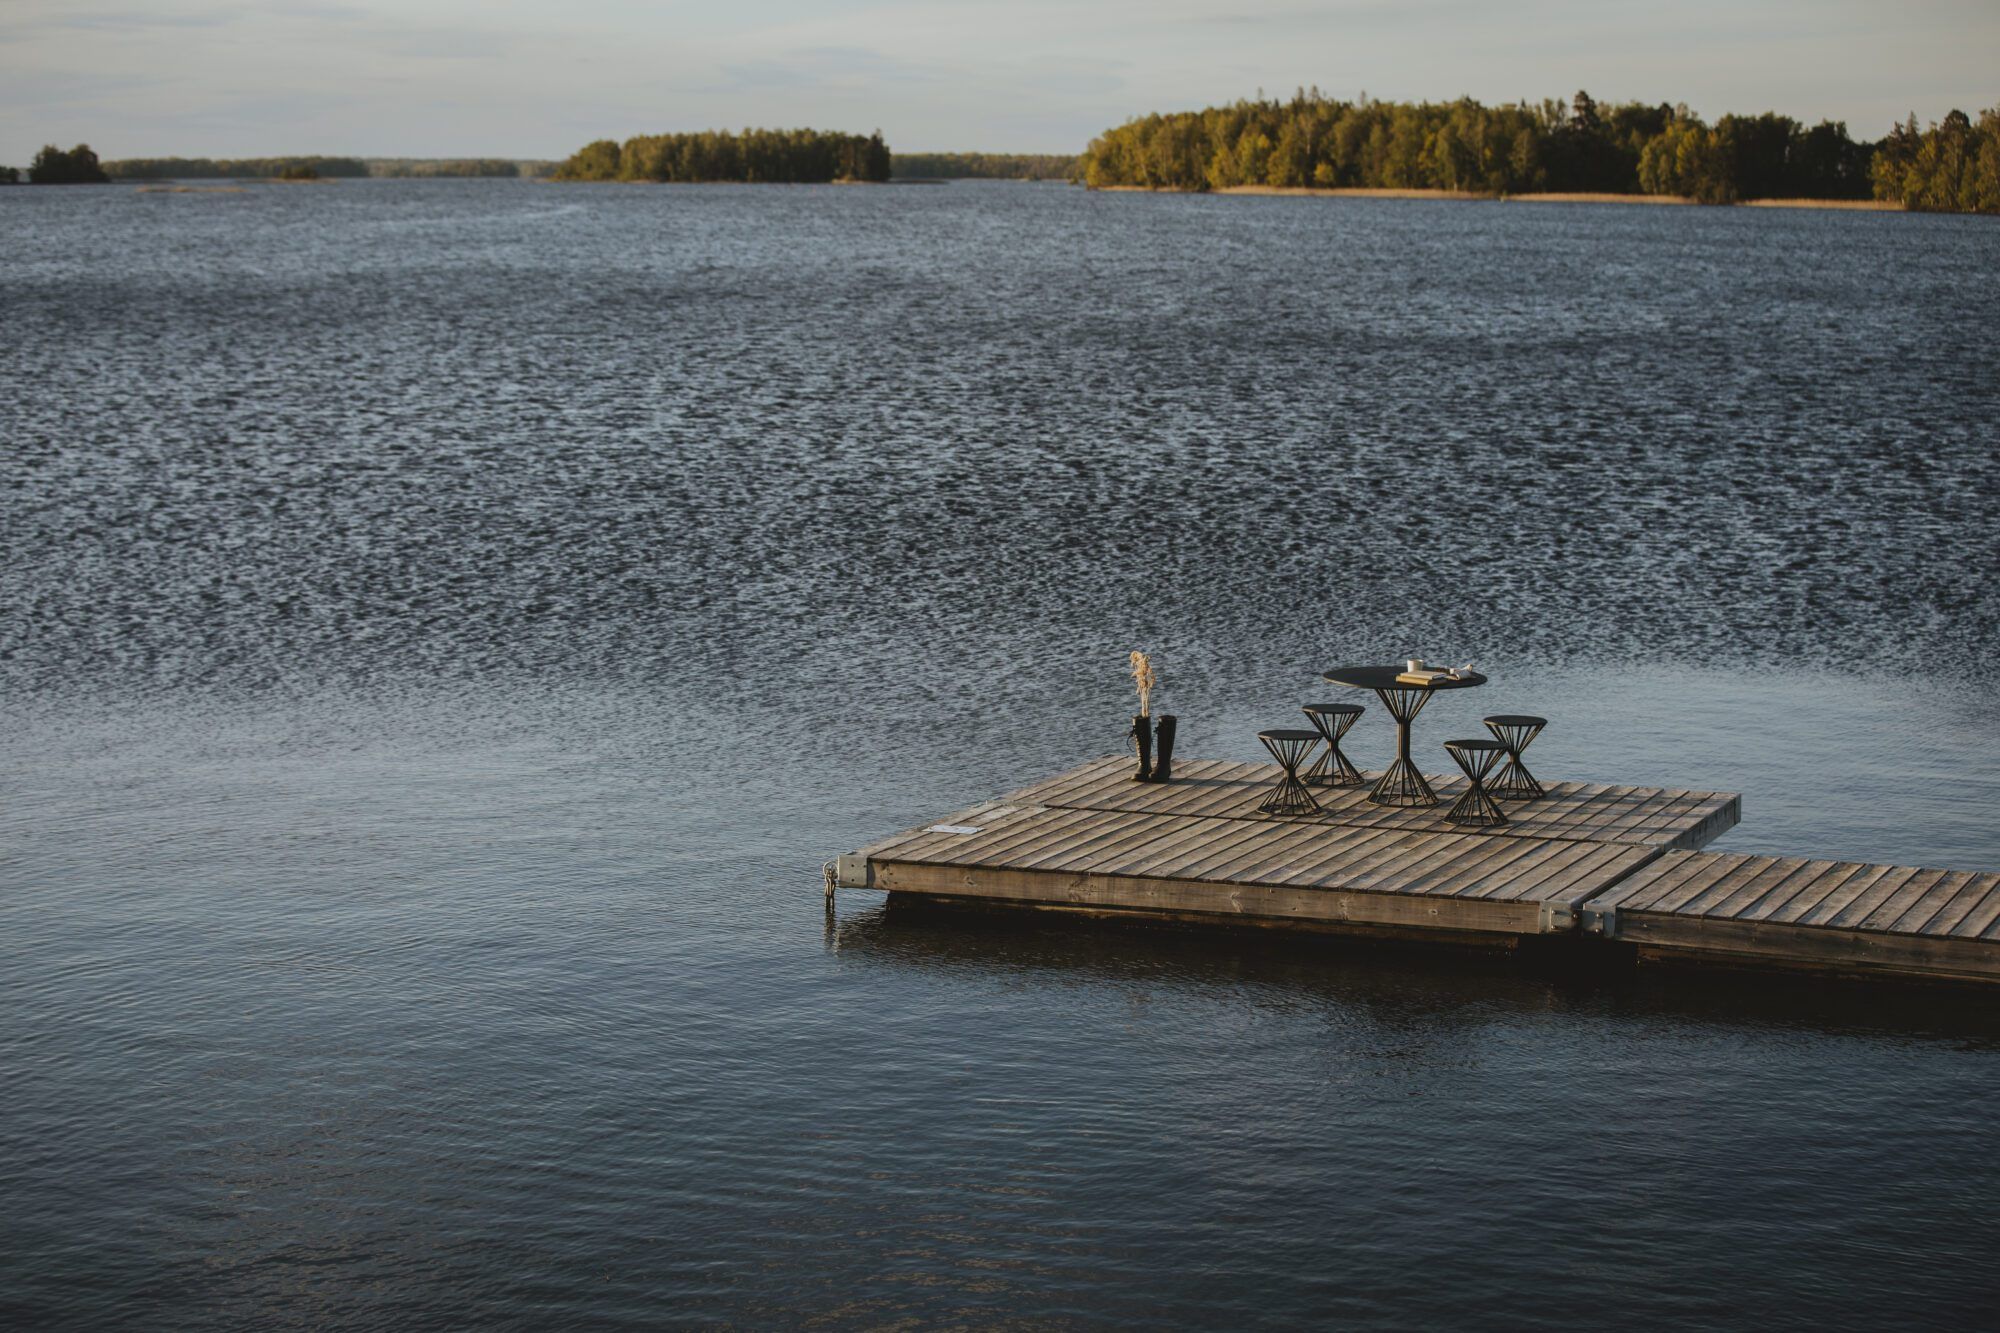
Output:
(1441, 739), (1509, 827)
(1301, 702), (1366, 787)
(1257, 729), (1322, 815)
(1482, 714), (1548, 800)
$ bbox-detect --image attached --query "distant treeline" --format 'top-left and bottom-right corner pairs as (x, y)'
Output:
(96, 156), (556, 180)
(367, 158), (557, 178)
(104, 155), (370, 180)
(1081, 90), (2000, 212)
(554, 128), (890, 182)
(889, 152), (1077, 180)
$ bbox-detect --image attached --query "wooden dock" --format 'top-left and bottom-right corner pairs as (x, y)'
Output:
(833, 756), (2000, 986)
(997, 755), (1741, 850)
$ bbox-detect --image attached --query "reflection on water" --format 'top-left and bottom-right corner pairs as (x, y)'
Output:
(4, 181), (1999, 1327)
(829, 896), (2000, 1050)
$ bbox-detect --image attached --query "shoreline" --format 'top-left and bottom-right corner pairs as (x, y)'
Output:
(1098, 184), (1902, 212)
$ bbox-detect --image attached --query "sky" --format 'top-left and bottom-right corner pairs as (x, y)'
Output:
(2, 0), (1994, 163)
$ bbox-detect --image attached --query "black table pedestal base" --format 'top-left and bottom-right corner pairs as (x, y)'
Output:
(1370, 758), (1439, 807)
(1368, 686), (1439, 808)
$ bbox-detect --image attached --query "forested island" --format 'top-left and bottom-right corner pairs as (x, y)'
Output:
(1080, 91), (2000, 213)
(554, 129), (890, 182)
(889, 152), (1076, 180)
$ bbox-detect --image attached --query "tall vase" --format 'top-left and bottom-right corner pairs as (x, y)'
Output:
(1152, 715), (1177, 782)
(1130, 714), (1153, 781)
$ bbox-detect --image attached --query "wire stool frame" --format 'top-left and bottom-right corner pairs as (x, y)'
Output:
(1442, 739), (1509, 827)
(1258, 729), (1323, 815)
(1301, 703), (1366, 787)
(1483, 714), (1548, 800)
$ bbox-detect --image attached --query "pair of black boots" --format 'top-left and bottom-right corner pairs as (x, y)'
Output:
(1130, 714), (1177, 782)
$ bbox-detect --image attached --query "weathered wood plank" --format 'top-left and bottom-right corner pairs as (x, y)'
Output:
(1541, 846), (1663, 908)
(1923, 874), (2000, 937)
(1101, 816), (1259, 879)
(1948, 880), (2000, 939)
(1795, 863), (1926, 929)
(1124, 818), (1304, 881)
(873, 859), (1549, 936)
(1467, 839), (1611, 903)
(1177, 820), (1333, 883)
(1884, 871), (1983, 936)
(860, 802), (1050, 864)
(1705, 858), (1842, 922)
(1413, 836), (1558, 899)
(1853, 868), (1955, 934)
(1655, 855), (1777, 915)
(1620, 912), (2000, 984)
(1838, 867), (1948, 932)
(976, 809), (1150, 870)
(1590, 851), (1713, 913)
(1153, 819), (1309, 881)
(907, 807), (1113, 871)
(1744, 860), (1872, 924)
(1264, 827), (1432, 887)
(1011, 811), (1179, 873)
(915, 805), (1104, 867)
(1338, 828), (1508, 892)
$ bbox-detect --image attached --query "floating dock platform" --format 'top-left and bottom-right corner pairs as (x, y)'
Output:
(832, 757), (2000, 986)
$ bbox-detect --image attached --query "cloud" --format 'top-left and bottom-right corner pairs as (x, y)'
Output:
(709, 45), (943, 94)
(5, 3), (241, 33)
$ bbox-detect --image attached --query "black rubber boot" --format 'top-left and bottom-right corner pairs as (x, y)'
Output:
(1130, 714), (1153, 781)
(1152, 715), (1176, 782)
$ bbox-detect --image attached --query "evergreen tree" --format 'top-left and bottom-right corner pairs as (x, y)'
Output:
(1872, 107), (2000, 213)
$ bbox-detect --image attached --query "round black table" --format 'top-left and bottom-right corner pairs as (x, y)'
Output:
(1321, 666), (1488, 807)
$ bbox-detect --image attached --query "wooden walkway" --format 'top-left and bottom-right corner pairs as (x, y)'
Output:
(835, 758), (2000, 985)
(1582, 852), (2000, 984)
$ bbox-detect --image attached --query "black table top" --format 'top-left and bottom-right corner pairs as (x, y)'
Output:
(1322, 665), (1488, 692)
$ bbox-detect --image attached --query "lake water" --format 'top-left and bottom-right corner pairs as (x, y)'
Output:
(3, 179), (1998, 1327)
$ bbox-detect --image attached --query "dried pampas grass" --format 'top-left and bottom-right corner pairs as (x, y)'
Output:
(1128, 650), (1158, 717)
